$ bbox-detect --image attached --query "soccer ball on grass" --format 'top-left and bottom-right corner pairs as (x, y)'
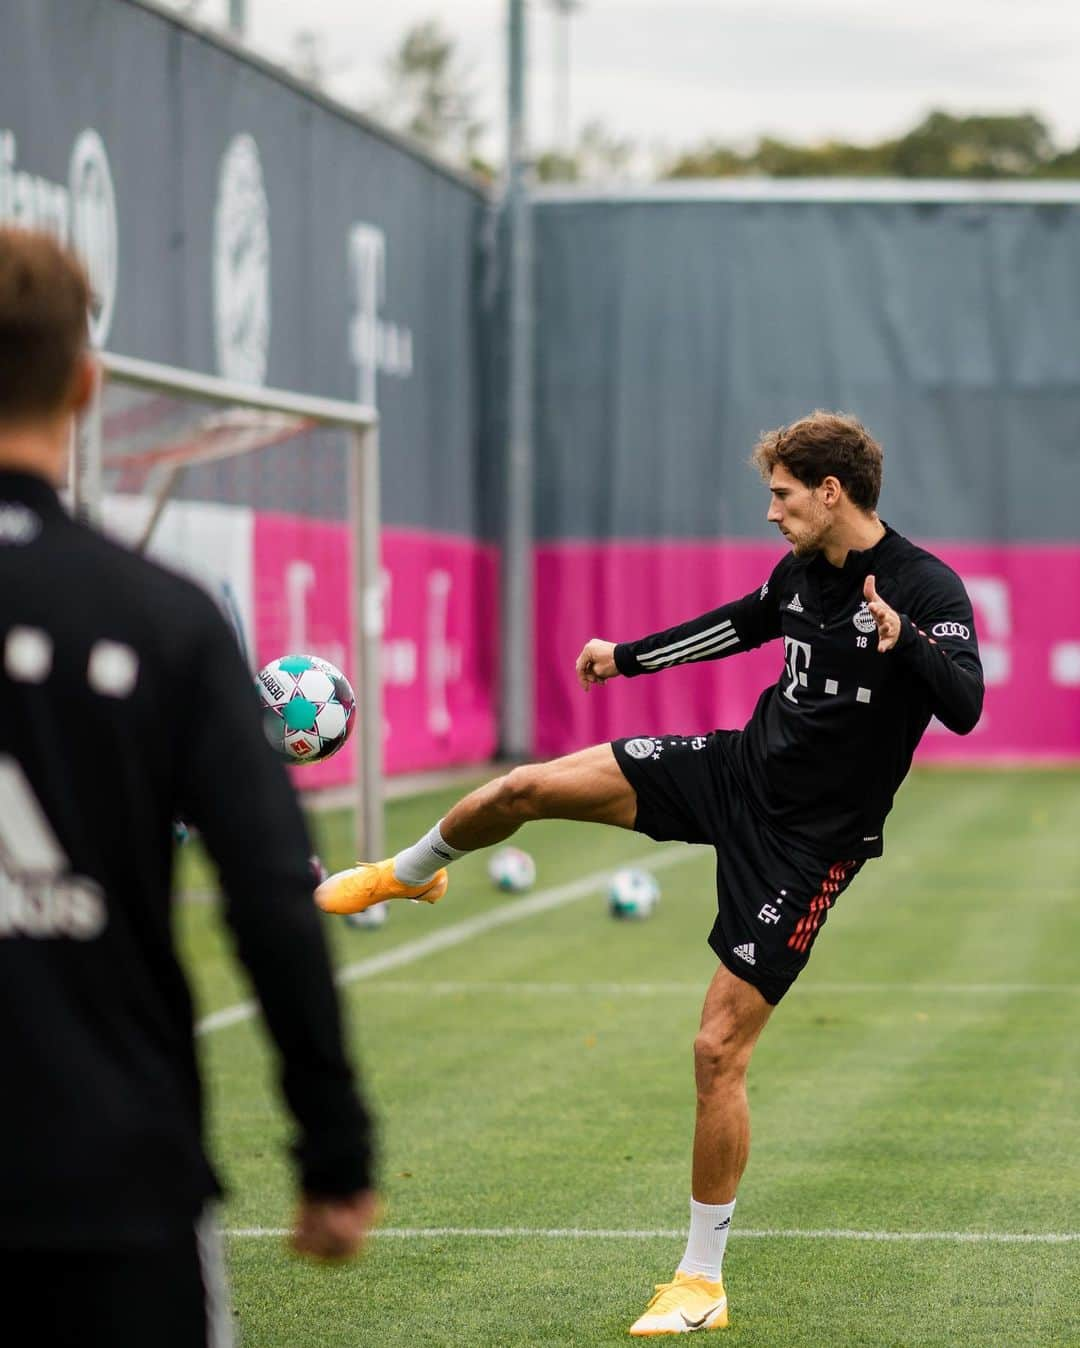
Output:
(488, 846), (536, 893)
(346, 904), (389, 931)
(256, 653), (356, 765)
(608, 867), (660, 919)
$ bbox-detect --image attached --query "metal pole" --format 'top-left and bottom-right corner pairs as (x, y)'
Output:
(555, 3), (570, 156)
(72, 368), (103, 526)
(350, 423), (385, 860)
(227, 0), (247, 39)
(502, 0), (534, 760)
(550, 1), (581, 161)
(102, 351), (377, 426)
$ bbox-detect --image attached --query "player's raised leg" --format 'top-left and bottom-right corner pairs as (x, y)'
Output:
(629, 966), (773, 1336)
(315, 743), (637, 914)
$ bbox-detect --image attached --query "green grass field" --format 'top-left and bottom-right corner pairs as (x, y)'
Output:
(176, 768), (1080, 1347)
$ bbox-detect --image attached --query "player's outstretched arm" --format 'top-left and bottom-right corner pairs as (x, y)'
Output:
(576, 638), (619, 690)
(610, 574), (785, 680)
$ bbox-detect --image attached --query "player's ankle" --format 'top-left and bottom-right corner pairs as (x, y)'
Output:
(392, 820), (469, 885)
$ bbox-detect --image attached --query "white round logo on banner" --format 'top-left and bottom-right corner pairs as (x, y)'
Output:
(213, 134), (270, 385)
(624, 737), (658, 760)
(68, 129), (118, 347)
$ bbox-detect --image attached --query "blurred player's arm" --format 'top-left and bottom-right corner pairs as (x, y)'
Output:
(864, 570), (984, 734)
(176, 600), (376, 1257)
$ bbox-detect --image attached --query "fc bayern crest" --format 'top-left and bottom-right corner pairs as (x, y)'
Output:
(69, 129), (118, 348)
(853, 604), (877, 635)
(624, 737), (657, 760)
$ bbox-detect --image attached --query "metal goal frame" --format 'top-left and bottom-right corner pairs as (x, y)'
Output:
(74, 351), (385, 860)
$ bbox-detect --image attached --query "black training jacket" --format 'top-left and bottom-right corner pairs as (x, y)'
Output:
(0, 471), (371, 1248)
(615, 526), (984, 859)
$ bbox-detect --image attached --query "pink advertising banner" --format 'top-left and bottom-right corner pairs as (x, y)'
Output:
(534, 541), (1080, 763)
(253, 515), (499, 787)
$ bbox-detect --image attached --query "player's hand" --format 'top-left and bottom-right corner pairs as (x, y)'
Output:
(576, 638), (619, 691)
(291, 1189), (380, 1261)
(863, 574), (902, 653)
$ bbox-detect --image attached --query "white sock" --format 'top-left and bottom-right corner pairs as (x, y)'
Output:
(677, 1197), (735, 1283)
(392, 820), (469, 885)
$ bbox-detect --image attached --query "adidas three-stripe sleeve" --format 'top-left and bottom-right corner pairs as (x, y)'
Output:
(614, 561), (787, 677)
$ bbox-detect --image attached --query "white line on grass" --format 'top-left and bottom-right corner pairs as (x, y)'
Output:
(340, 980), (1080, 996)
(805, 982), (1080, 994)
(225, 1226), (1080, 1244)
(195, 845), (701, 1035)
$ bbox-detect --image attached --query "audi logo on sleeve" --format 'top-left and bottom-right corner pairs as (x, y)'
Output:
(931, 622), (970, 640)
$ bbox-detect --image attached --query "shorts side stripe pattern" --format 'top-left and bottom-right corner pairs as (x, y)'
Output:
(788, 860), (859, 954)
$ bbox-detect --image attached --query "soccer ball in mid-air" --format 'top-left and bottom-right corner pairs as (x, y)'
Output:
(256, 653), (356, 765)
(608, 867), (660, 919)
(488, 846), (536, 893)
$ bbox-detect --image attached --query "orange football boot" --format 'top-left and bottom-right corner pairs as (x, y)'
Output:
(315, 858), (448, 915)
(629, 1271), (728, 1336)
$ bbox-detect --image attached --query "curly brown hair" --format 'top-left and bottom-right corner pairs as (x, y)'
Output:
(751, 411), (883, 512)
(0, 227), (91, 424)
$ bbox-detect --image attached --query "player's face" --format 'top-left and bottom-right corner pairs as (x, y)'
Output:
(767, 466), (830, 556)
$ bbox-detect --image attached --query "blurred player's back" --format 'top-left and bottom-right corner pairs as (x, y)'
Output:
(0, 225), (376, 1348)
(0, 484), (262, 1237)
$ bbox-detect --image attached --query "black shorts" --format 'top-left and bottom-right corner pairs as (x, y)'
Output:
(0, 1211), (233, 1348)
(612, 731), (865, 1004)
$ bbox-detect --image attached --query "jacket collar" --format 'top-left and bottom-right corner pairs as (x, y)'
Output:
(808, 522), (899, 578)
(0, 469), (66, 516)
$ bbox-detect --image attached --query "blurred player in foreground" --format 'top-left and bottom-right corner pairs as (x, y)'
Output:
(319, 410), (984, 1334)
(0, 227), (376, 1347)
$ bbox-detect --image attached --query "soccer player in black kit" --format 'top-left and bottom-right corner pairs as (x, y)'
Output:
(0, 228), (376, 1347)
(318, 410), (983, 1334)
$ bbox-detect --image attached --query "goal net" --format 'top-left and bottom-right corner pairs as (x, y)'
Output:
(73, 353), (384, 858)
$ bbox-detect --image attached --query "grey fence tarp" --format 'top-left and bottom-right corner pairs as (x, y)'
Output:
(0, 0), (491, 535)
(531, 189), (1080, 543)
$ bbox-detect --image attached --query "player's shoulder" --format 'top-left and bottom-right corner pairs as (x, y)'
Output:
(879, 529), (968, 601)
(753, 550), (799, 610)
(64, 515), (229, 632)
(767, 550), (800, 587)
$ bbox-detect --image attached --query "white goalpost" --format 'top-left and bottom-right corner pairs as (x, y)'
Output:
(74, 352), (385, 861)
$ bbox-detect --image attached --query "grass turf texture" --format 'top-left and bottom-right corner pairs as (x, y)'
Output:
(175, 769), (1080, 1346)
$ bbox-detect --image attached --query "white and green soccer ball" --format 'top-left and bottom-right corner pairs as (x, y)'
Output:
(488, 846), (536, 894)
(256, 653), (356, 765)
(608, 867), (660, 919)
(346, 904), (389, 931)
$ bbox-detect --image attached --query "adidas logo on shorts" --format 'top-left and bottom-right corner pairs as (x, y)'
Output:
(733, 942), (756, 965)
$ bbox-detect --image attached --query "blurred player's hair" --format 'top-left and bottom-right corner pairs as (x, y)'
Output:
(751, 410), (883, 511)
(0, 227), (90, 425)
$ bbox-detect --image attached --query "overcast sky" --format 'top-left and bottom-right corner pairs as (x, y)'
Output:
(167, 0), (1080, 161)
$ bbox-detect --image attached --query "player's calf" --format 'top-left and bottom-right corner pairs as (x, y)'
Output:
(438, 766), (548, 851)
(317, 745), (638, 919)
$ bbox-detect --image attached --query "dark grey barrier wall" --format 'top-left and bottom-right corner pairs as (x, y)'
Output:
(531, 189), (1080, 542)
(6, 5), (1079, 549)
(0, 0), (490, 534)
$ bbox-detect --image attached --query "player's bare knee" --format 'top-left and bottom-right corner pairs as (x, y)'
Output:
(693, 1023), (750, 1093)
(492, 765), (547, 822)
